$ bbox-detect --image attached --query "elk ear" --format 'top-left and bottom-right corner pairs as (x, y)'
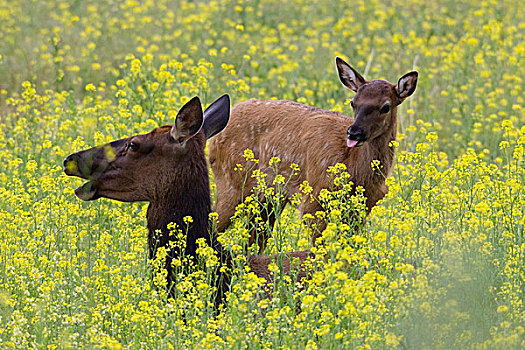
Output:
(170, 96), (203, 143)
(395, 71), (418, 101)
(202, 94), (230, 139)
(336, 57), (366, 92)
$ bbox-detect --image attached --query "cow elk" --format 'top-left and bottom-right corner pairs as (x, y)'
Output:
(209, 57), (418, 249)
(63, 95), (310, 309)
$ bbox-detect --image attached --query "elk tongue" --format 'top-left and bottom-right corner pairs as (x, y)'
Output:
(347, 139), (359, 148)
(75, 181), (98, 201)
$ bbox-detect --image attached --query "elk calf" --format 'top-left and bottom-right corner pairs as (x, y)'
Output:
(64, 95), (310, 309)
(209, 57), (418, 249)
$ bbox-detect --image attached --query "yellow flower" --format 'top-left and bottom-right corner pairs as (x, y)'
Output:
(85, 83), (96, 92)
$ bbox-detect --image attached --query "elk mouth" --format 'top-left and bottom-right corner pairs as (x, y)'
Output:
(346, 138), (365, 148)
(346, 125), (367, 148)
(63, 157), (101, 201)
(74, 181), (100, 201)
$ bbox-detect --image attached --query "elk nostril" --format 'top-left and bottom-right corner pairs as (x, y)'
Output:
(348, 127), (365, 140)
(63, 154), (79, 175)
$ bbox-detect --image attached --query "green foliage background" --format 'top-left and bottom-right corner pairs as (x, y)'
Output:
(0, 0), (523, 348)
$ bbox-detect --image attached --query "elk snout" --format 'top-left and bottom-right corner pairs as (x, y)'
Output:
(63, 153), (82, 177)
(63, 151), (103, 201)
(346, 125), (367, 148)
(63, 141), (122, 180)
(63, 151), (100, 179)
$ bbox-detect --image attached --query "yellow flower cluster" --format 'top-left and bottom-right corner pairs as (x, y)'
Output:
(0, 0), (523, 348)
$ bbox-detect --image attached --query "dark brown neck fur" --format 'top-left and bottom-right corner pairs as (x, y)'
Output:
(345, 107), (397, 212)
(363, 108), (396, 177)
(145, 133), (229, 308)
(146, 134), (217, 257)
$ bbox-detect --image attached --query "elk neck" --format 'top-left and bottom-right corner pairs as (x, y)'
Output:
(145, 134), (221, 259)
(144, 133), (230, 308)
(351, 109), (397, 183)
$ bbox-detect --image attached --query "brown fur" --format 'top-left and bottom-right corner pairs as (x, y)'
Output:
(248, 250), (312, 283)
(209, 99), (392, 241)
(63, 96), (313, 308)
(210, 60), (418, 249)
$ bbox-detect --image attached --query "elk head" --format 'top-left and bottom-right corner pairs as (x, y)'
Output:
(335, 57), (418, 148)
(63, 95), (230, 203)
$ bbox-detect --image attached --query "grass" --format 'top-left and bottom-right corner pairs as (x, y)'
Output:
(0, 0), (524, 348)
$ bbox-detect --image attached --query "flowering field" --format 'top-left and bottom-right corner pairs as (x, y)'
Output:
(0, 0), (524, 348)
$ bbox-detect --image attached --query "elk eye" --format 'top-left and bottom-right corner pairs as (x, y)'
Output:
(350, 99), (355, 108)
(128, 141), (139, 152)
(380, 104), (390, 114)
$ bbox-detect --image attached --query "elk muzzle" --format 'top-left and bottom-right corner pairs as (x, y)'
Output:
(63, 139), (126, 200)
(346, 125), (367, 148)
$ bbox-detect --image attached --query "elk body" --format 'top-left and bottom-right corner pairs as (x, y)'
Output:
(209, 57), (418, 248)
(63, 95), (310, 309)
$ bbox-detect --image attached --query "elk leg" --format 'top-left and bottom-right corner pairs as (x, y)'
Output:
(248, 200), (275, 253)
(250, 191), (292, 253)
(214, 182), (243, 232)
(299, 200), (326, 245)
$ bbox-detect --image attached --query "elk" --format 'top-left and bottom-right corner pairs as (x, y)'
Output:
(63, 95), (310, 309)
(209, 57), (418, 249)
